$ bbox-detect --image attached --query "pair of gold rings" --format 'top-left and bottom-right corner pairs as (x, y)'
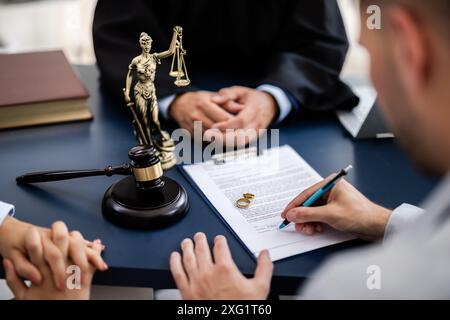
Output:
(236, 193), (255, 209)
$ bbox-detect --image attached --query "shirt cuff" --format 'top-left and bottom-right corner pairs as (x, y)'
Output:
(256, 84), (293, 123)
(383, 203), (424, 242)
(0, 201), (15, 226)
(159, 94), (176, 120)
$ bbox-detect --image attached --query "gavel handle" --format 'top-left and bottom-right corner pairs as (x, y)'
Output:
(16, 164), (132, 184)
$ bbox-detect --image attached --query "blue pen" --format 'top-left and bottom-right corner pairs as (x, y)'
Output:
(279, 165), (353, 230)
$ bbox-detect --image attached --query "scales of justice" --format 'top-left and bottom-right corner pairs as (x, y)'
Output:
(15, 27), (190, 229)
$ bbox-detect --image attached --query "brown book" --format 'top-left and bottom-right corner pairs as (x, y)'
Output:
(0, 50), (92, 129)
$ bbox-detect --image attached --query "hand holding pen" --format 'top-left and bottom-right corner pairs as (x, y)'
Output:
(279, 165), (392, 241)
(279, 165), (352, 232)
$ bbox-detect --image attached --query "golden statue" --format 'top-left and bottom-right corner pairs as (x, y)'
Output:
(123, 26), (190, 170)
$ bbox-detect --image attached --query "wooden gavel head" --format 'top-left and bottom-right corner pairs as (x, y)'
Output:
(128, 145), (164, 190)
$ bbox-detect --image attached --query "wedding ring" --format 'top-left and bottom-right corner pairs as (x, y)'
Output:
(243, 193), (255, 200)
(236, 198), (251, 209)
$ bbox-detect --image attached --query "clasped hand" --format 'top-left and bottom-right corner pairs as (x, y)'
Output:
(0, 219), (107, 299)
(169, 86), (278, 146)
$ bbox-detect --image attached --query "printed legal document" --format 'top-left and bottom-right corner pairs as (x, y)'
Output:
(182, 145), (355, 261)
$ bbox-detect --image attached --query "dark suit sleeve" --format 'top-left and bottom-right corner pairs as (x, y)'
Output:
(257, 0), (359, 116)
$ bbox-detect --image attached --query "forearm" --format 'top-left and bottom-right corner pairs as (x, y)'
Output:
(124, 71), (132, 96)
(257, 51), (358, 115)
(363, 203), (424, 242)
(368, 204), (392, 241)
(257, 0), (357, 114)
(157, 30), (178, 59)
(256, 84), (294, 123)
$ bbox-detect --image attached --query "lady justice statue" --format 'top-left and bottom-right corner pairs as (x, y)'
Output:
(123, 26), (190, 170)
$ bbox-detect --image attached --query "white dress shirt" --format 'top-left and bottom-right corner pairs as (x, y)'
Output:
(300, 173), (450, 299)
(158, 84), (293, 124)
(383, 203), (424, 242)
(0, 201), (15, 226)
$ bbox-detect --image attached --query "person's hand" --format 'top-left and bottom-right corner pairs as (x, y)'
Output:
(0, 218), (107, 288)
(123, 89), (131, 104)
(170, 232), (273, 300)
(281, 178), (392, 241)
(3, 223), (104, 300)
(206, 86), (278, 146)
(173, 26), (183, 35)
(169, 91), (233, 133)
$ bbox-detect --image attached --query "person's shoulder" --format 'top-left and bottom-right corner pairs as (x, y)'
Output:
(133, 56), (143, 63)
(129, 56), (141, 68)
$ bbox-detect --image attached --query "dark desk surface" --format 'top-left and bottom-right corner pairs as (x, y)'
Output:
(0, 66), (436, 294)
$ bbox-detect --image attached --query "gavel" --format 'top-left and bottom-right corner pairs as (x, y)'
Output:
(17, 145), (162, 188)
(16, 145), (189, 229)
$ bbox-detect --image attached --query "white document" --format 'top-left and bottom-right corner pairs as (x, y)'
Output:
(337, 85), (378, 137)
(182, 145), (355, 261)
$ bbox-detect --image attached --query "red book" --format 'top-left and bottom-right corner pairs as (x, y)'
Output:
(0, 50), (92, 129)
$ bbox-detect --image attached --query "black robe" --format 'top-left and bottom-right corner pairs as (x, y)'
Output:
(93, 0), (358, 119)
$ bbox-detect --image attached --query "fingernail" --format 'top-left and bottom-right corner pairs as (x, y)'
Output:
(103, 262), (108, 270)
(194, 232), (205, 239)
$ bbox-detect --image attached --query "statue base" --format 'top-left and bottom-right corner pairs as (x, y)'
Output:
(102, 176), (189, 229)
(155, 132), (176, 170)
(158, 151), (177, 170)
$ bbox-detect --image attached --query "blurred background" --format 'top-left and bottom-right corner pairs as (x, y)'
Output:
(0, 0), (369, 76)
(0, 0), (96, 64)
(0, 0), (368, 299)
